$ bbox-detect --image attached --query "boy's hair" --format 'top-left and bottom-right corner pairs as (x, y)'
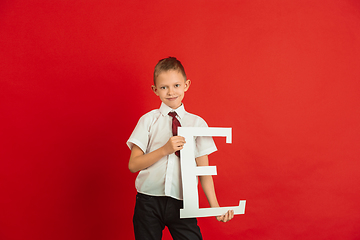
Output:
(153, 57), (187, 85)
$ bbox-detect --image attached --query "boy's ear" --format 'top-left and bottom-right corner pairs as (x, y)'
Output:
(184, 79), (191, 92)
(151, 85), (159, 96)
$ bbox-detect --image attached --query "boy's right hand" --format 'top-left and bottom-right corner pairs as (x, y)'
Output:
(163, 136), (186, 155)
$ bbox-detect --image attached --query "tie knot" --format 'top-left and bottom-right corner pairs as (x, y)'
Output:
(168, 112), (177, 118)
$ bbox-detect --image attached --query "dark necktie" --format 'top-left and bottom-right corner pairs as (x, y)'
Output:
(168, 112), (181, 157)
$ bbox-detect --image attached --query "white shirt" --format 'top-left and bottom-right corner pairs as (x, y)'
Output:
(127, 103), (217, 200)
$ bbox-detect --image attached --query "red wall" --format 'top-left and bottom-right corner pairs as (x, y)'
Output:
(1, 1), (360, 239)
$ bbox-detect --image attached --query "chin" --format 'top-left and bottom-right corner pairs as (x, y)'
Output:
(169, 104), (180, 109)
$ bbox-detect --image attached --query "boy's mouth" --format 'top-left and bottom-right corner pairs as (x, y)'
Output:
(167, 97), (178, 101)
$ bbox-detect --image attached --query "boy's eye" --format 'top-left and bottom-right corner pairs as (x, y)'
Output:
(160, 86), (166, 89)
(175, 84), (180, 87)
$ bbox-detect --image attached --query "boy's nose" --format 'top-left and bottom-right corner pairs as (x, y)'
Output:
(168, 87), (174, 95)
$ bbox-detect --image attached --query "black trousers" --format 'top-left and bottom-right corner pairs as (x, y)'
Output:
(133, 193), (203, 240)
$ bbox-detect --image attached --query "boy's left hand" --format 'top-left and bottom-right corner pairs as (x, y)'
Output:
(216, 210), (234, 223)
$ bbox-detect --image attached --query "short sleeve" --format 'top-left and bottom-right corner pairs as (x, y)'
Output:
(126, 114), (151, 154)
(192, 117), (218, 158)
(195, 136), (217, 158)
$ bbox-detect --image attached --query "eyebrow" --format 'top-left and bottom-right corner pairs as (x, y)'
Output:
(159, 82), (182, 87)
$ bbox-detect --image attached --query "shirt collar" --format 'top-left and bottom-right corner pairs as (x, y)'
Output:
(159, 102), (186, 119)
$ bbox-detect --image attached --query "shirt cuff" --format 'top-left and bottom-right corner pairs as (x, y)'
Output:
(127, 139), (147, 154)
(195, 146), (218, 158)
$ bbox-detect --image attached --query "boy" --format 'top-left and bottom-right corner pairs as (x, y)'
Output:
(127, 57), (234, 240)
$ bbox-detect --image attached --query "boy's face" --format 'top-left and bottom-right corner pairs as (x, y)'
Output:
(152, 70), (191, 109)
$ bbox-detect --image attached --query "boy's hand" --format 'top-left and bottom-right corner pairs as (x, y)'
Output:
(163, 136), (186, 155)
(216, 210), (234, 223)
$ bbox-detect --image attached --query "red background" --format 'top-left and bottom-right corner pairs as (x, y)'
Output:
(1, 0), (360, 239)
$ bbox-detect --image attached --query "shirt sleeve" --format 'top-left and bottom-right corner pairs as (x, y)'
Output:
(193, 117), (218, 158)
(126, 113), (151, 154)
